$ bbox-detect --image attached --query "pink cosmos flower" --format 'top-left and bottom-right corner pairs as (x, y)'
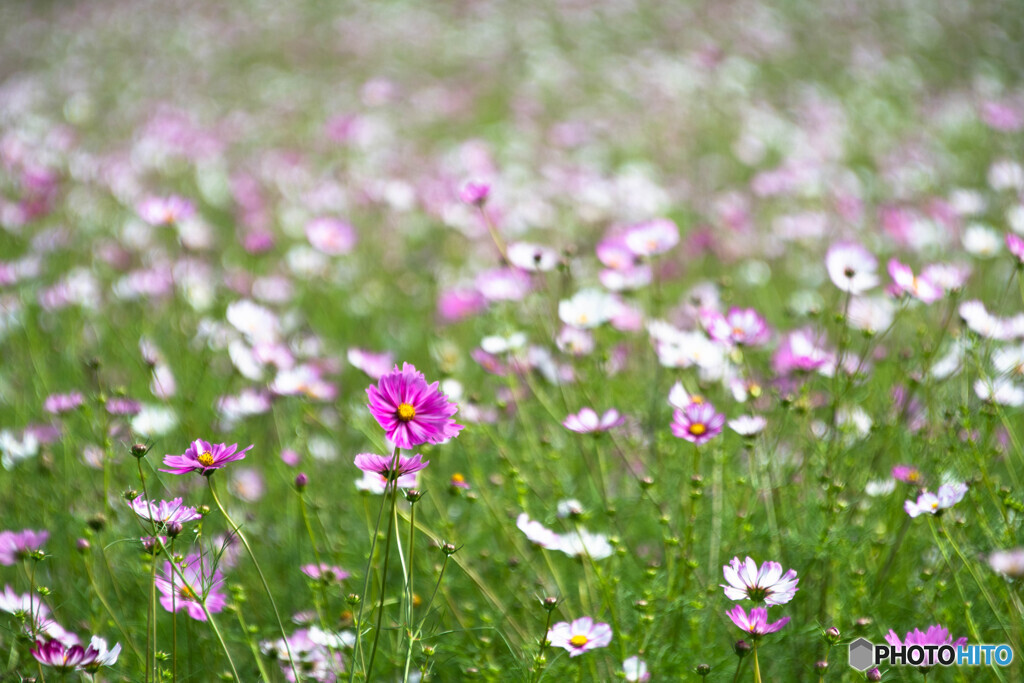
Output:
(365, 363), (463, 449)
(702, 307), (771, 346)
(301, 563), (350, 582)
(475, 267), (532, 302)
(596, 234), (635, 270)
(31, 639), (100, 671)
(437, 287), (487, 322)
(105, 398), (141, 416)
(353, 453), (430, 480)
(904, 482), (968, 517)
(563, 408), (625, 433)
(347, 348), (394, 380)
(547, 616), (613, 657)
(1008, 234), (1024, 264)
(129, 497), (202, 527)
(721, 557), (799, 605)
(726, 605), (790, 638)
(885, 625), (966, 667)
(989, 549), (1024, 577)
(459, 180), (490, 205)
(826, 242), (878, 294)
(623, 218), (679, 257)
(305, 217), (357, 256)
(773, 329), (832, 375)
(43, 392), (84, 415)
(138, 195), (195, 226)
(155, 553), (227, 621)
(891, 465), (923, 484)
(160, 439), (253, 476)
(623, 655), (650, 682)
(888, 259), (943, 303)
(670, 402), (725, 445)
(0, 529), (49, 565)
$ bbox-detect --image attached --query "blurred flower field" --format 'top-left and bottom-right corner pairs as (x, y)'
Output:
(1, 0), (1024, 680)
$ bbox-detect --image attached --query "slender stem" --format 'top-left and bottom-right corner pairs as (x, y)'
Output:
(152, 538), (241, 682)
(732, 657), (744, 683)
(171, 538), (177, 683)
(401, 502), (418, 683)
(529, 608), (557, 683)
(367, 457), (402, 679)
(83, 560), (140, 659)
(234, 598), (274, 683)
(150, 555), (158, 682)
(753, 644), (762, 683)
(207, 478), (300, 682)
(350, 447), (400, 682)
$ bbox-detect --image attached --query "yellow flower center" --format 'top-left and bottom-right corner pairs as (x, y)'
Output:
(397, 403), (416, 422)
(452, 473), (465, 484)
(930, 500), (939, 510)
(691, 394), (705, 404)
(569, 634), (589, 647)
(179, 585), (197, 601)
(197, 452), (215, 467)
(689, 423), (707, 436)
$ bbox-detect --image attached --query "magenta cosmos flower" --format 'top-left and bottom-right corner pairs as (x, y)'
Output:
(671, 402), (725, 445)
(354, 453), (430, 480)
(563, 408), (625, 433)
(31, 639), (101, 671)
(885, 625), (966, 667)
(161, 439), (253, 476)
(0, 529), (48, 565)
(701, 307), (771, 347)
(547, 616), (613, 657)
(155, 553), (227, 621)
(366, 363), (463, 449)
(301, 563), (350, 582)
(722, 557), (799, 606)
(726, 605), (790, 638)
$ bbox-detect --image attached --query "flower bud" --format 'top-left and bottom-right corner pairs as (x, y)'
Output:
(87, 513), (107, 532)
(867, 668), (882, 681)
(824, 626), (841, 645)
(814, 660), (828, 672)
(441, 542), (458, 556)
(76, 538), (90, 553)
(404, 488), (423, 503)
(541, 596), (558, 612)
(131, 443), (150, 458)
(346, 593), (361, 606)
(734, 640), (751, 658)
(295, 473), (308, 491)
(695, 663), (711, 676)
(123, 488), (139, 502)
(165, 521), (184, 538)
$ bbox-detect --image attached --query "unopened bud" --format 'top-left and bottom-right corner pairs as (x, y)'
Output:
(441, 542), (458, 556)
(404, 488), (423, 503)
(824, 626), (841, 645)
(695, 663), (711, 676)
(130, 443), (150, 458)
(541, 596), (558, 612)
(866, 668), (882, 681)
(734, 640), (751, 658)
(295, 473), (308, 491)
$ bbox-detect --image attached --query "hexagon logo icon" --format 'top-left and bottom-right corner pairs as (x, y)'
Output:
(849, 637), (875, 671)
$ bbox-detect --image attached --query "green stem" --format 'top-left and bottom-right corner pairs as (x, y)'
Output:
(367, 453), (402, 679)
(208, 478), (299, 682)
(401, 502), (418, 683)
(753, 644), (762, 683)
(350, 447), (400, 682)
